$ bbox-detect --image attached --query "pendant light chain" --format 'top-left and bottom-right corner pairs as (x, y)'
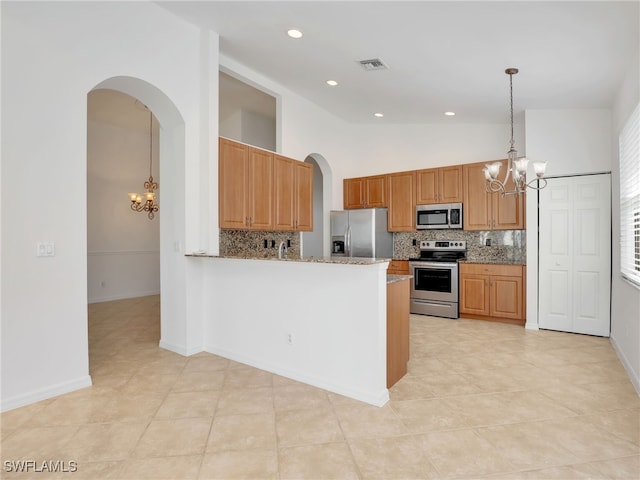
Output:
(482, 68), (548, 195)
(128, 104), (159, 219)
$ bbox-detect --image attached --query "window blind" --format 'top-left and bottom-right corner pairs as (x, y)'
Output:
(619, 102), (640, 287)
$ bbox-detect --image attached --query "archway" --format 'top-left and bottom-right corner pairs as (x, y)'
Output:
(302, 153), (333, 257)
(87, 76), (186, 358)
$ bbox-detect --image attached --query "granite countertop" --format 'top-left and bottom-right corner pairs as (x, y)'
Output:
(387, 274), (413, 284)
(186, 253), (392, 266)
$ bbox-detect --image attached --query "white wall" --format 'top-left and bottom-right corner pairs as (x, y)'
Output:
(87, 118), (160, 303)
(1, 1), (215, 410)
(199, 257), (390, 406)
(524, 108), (613, 332)
(525, 106), (640, 392)
(610, 60), (640, 393)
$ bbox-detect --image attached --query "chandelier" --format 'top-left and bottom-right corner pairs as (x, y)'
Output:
(128, 109), (159, 220)
(484, 68), (547, 195)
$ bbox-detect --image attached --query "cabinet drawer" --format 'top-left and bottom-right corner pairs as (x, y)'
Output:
(460, 263), (523, 277)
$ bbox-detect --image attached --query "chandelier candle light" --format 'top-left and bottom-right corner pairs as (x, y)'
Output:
(484, 68), (547, 195)
(128, 109), (159, 220)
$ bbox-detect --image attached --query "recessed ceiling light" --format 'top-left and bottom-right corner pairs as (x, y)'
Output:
(374, 113), (384, 118)
(444, 111), (456, 116)
(326, 80), (338, 86)
(287, 29), (303, 39)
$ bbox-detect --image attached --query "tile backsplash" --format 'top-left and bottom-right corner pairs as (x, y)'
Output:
(220, 230), (300, 258)
(394, 230), (526, 264)
(221, 228), (525, 264)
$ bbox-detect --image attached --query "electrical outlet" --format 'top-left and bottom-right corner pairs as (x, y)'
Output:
(263, 239), (268, 248)
(36, 241), (55, 257)
(286, 333), (294, 345)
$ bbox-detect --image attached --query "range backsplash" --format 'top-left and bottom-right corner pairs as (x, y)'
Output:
(221, 228), (525, 263)
(394, 230), (526, 264)
(220, 230), (300, 258)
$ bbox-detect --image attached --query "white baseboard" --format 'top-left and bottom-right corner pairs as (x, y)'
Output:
(1, 375), (92, 413)
(610, 334), (640, 395)
(158, 340), (203, 357)
(205, 344), (389, 407)
(88, 289), (160, 304)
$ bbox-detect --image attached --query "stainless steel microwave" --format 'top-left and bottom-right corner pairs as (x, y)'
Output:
(416, 203), (463, 230)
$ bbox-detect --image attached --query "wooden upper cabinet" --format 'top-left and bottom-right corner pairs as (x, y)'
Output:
(294, 161), (313, 231)
(416, 165), (462, 205)
(364, 175), (387, 207)
(344, 177), (364, 209)
(415, 169), (438, 204)
(343, 175), (387, 209)
(248, 147), (275, 230)
(463, 162), (492, 230)
(439, 165), (463, 203)
(274, 155), (295, 230)
(387, 171), (416, 231)
(463, 160), (524, 230)
(219, 138), (311, 231)
(219, 138), (249, 229)
(274, 154), (313, 231)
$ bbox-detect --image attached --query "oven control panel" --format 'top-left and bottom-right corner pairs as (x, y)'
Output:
(419, 240), (466, 250)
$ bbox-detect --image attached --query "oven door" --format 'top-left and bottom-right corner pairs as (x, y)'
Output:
(409, 261), (458, 303)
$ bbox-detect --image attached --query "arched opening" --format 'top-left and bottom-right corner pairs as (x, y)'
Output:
(302, 153), (333, 257)
(86, 76), (186, 372)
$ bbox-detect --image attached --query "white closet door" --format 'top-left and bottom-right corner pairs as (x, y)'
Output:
(538, 174), (611, 336)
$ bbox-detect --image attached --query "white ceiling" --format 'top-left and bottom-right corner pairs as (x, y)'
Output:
(159, 0), (639, 124)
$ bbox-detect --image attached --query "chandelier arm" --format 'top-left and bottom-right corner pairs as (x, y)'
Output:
(524, 177), (548, 191)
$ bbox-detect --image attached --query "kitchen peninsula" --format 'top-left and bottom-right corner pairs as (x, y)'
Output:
(186, 254), (410, 406)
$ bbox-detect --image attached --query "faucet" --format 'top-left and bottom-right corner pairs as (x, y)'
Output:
(277, 241), (288, 259)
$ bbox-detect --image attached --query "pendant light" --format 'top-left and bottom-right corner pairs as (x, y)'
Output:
(484, 68), (548, 195)
(128, 109), (159, 219)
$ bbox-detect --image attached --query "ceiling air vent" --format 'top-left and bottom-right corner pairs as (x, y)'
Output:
(358, 58), (389, 71)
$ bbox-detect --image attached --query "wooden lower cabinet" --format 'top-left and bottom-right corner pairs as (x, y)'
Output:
(387, 260), (409, 275)
(459, 263), (525, 325)
(387, 278), (410, 388)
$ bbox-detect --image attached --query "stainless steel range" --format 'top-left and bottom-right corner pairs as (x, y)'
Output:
(409, 240), (466, 319)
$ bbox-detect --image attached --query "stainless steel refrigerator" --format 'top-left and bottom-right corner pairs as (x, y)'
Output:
(330, 208), (393, 258)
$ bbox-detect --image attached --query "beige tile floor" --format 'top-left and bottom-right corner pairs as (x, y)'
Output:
(1, 295), (638, 479)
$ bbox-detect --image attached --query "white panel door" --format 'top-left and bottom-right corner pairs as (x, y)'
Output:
(539, 174), (611, 336)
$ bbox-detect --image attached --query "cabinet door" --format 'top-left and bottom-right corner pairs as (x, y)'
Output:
(415, 169), (439, 204)
(439, 165), (463, 203)
(248, 147), (274, 230)
(294, 161), (313, 231)
(463, 162), (491, 230)
(490, 274), (523, 320)
(460, 273), (490, 316)
(274, 155), (295, 230)
(344, 178), (364, 209)
(365, 175), (387, 207)
(491, 162), (525, 229)
(219, 138), (249, 229)
(387, 171), (416, 231)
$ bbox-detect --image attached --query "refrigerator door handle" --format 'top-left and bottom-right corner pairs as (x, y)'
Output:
(346, 226), (351, 257)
